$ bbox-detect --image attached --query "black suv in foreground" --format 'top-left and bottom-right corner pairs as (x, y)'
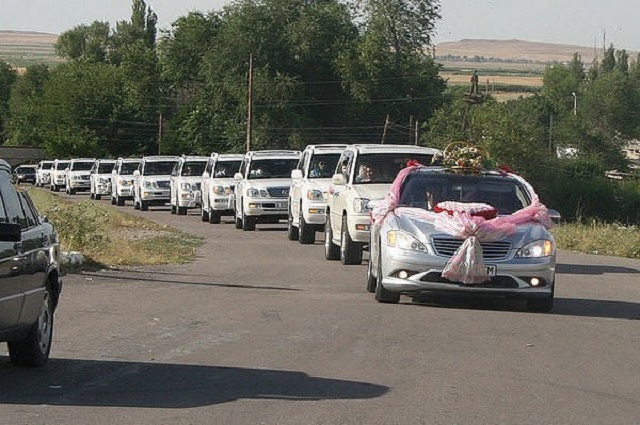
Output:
(0, 159), (62, 366)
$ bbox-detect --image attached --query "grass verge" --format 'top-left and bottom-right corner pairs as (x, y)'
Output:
(552, 221), (640, 259)
(28, 189), (204, 268)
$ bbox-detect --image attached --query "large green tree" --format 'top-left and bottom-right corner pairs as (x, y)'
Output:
(0, 61), (18, 143)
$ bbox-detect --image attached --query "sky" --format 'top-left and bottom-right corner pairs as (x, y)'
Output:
(1, 0), (639, 51)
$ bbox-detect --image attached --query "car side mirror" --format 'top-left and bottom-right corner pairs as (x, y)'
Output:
(65, 167), (69, 172)
(548, 208), (562, 223)
(133, 170), (140, 177)
(291, 169), (303, 179)
(234, 172), (243, 180)
(331, 173), (346, 186)
(0, 222), (22, 242)
(202, 171), (210, 179)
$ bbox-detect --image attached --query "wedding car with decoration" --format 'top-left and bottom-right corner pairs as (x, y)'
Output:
(90, 159), (116, 200)
(65, 158), (96, 195)
(0, 159), (62, 366)
(234, 150), (301, 231)
(170, 155), (209, 215)
(111, 157), (141, 206)
(325, 144), (442, 265)
(200, 153), (244, 224)
(367, 143), (558, 311)
(133, 155), (180, 211)
(288, 144), (347, 244)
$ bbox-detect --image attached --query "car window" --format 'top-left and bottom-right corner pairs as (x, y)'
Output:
(308, 153), (340, 179)
(182, 161), (207, 176)
(143, 161), (178, 176)
(17, 192), (38, 228)
(98, 163), (114, 174)
(247, 158), (299, 179)
(71, 161), (94, 171)
(354, 153), (435, 184)
(213, 160), (242, 178)
(0, 177), (25, 225)
(120, 162), (140, 175)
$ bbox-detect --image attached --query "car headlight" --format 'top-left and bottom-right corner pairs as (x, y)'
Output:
(515, 240), (554, 258)
(246, 187), (260, 197)
(143, 181), (158, 189)
(119, 178), (132, 186)
(307, 189), (324, 201)
(181, 182), (192, 191)
(212, 185), (226, 195)
(353, 198), (372, 213)
(386, 230), (428, 252)
(71, 175), (82, 180)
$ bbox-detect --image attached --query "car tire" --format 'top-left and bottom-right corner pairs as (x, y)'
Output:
(90, 192), (95, 199)
(526, 296), (554, 312)
(170, 203), (176, 214)
(324, 213), (340, 261)
(366, 255), (377, 293)
(177, 206), (187, 215)
(287, 208), (299, 241)
(299, 214), (315, 244)
(140, 201), (149, 211)
(95, 194), (101, 200)
(242, 209), (256, 231)
(340, 215), (363, 265)
(111, 196), (116, 205)
(8, 288), (54, 367)
(69, 189), (76, 195)
(209, 210), (221, 224)
(375, 247), (400, 303)
(116, 196), (125, 206)
(235, 201), (243, 229)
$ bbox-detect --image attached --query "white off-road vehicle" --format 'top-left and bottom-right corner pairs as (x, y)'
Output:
(49, 159), (70, 192)
(287, 144), (347, 244)
(233, 150), (301, 231)
(200, 153), (244, 224)
(169, 155), (209, 215)
(35, 160), (54, 187)
(90, 159), (116, 200)
(133, 155), (180, 211)
(65, 158), (95, 195)
(111, 157), (141, 206)
(325, 144), (441, 265)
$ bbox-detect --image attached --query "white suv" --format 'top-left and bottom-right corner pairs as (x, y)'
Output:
(287, 144), (347, 244)
(169, 156), (209, 215)
(65, 158), (96, 195)
(49, 159), (70, 192)
(90, 159), (116, 200)
(111, 157), (141, 206)
(233, 150), (301, 231)
(35, 160), (53, 187)
(325, 144), (441, 265)
(201, 153), (244, 224)
(133, 155), (180, 211)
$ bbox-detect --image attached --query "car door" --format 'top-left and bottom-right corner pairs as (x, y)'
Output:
(330, 150), (353, 236)
(290, 151), (308, 220)
(0, 177), (27, 330)
(234, 158), (248, 215)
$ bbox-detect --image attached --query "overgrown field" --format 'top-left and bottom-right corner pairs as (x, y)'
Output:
(28, 189), (203, 268)
(552, 221), (640, 259)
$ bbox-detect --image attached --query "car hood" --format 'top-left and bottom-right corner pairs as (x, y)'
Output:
(140, 175), (171, 182)
(245, 178), (292, 189)
(389, 211), (553, 248)
(209, 177), (236, 187)
(350, 183), (391, 200)
(179, 176), (202, 183)
(306, 178), (332, 192)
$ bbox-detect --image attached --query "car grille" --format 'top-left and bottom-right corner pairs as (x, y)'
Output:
(419, 272), (519, 288)
(195, 182), (202, 191)
(267, 186), (289, 198)
(431, 238), (511, 260)
(156, 180), (170, 188)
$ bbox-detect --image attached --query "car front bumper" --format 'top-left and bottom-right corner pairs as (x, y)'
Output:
(116, 186), (134, 199)
(211, 194), (235, 211)
(244, 197), (289, 217)
(380, 247), (555, 298)
(68, 180), (90, 189)
(177, 190), (201, 208)
(94, 183), (112, 195)
(302, 201), (328, 225)
(347, 212), (372, 243)
(141, 190), (170, 202)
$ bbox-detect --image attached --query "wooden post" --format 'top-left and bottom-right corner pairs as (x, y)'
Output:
(246, 53), (254, 153)
(414, 120), (419, 145)
(381, 114), (390, 144)
(409, 116), (414, 144)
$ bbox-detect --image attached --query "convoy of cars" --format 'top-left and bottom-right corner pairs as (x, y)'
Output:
(10, 143), (557, 368)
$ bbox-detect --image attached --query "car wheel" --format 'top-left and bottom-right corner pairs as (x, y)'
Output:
(69, 189), (76, 195)
(299, 213), (315, 244)
(201, 205), (209, 222)
(324, 213), (340, 260)
(116, 196), (125, 206)
(287, 208), (299, 241)
(90, 191), (95, 199)
(340, 215), (363, 265)
(242, 209), (256, 231)
(95, 194), (101, 200)
(8, 288), (54, 367)
(140, 200), (149, 211)
(526, 296), (554, 312)
(366, 255), (377, 293)
(375, 246), (400, 303)
(111, 196), (116, 205)
(209, 210), (221, 224)
(235, 200), (243, 229)
(177, 206), (187, 215)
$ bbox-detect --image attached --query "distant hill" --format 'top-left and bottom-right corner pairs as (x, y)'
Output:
(435, 39), (637, 65)
(0, 30), (60, 68)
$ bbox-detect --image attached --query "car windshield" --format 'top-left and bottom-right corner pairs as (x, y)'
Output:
(181, 161), (207, 176)
(248, 158), (299, 179)
(71, 161), (94, 171)
(120, 162), (140, 175)
(213, 160), (242, 178)
(98, 163), (115, 173)
(17, 168), (35, 175)
(55, 162), (69, 170)
(353, 153), (435, 184)
(143, 161), (178, 176)
(42, 162), (53, 169)
(398, 173), (531, 215)
(308, 154), (341, 179)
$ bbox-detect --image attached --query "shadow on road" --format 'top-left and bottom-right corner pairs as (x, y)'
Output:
(0, 359), (388, 407)
(556, 263), (639, 275)
(79, 271), (301, 292)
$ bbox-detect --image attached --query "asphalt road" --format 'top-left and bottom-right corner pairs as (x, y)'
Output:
(1, 195), (640, 424)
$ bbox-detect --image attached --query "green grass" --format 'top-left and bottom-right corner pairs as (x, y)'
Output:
(28, 188), (204, 268)
(552, 221), (640, 259)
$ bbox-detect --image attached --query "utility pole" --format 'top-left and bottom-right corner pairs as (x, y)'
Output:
(414, 120), (419, 145)
(381, 114), (390, 144)
(572, 92), (577, 115)
(409, 116), (414, 144)
(246, 53), (254, 153)
(158, 112), (163, 155)
(548, 113), (553, 155)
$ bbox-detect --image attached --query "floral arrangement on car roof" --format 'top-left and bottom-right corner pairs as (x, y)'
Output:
(442, 141), (492, 171)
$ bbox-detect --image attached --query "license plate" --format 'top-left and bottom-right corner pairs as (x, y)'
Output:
(486, 265), (497, 277)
